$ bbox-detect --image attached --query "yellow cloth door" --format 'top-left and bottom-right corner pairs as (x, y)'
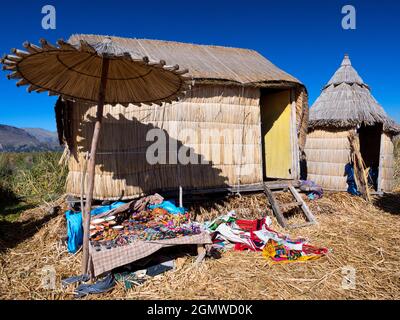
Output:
(261, 90), (292, 179)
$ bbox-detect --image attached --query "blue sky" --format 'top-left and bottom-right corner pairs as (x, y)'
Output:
(0, 0), (399, 131)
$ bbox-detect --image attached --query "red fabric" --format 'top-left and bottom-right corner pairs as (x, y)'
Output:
(234, 218), (266, 251)
(302, 244), (329, 255)
(236, 218), (265, 233)
(234, 243), (259, 251)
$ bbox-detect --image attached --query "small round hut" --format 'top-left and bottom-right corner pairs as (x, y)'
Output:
(305, 54), (400, 192)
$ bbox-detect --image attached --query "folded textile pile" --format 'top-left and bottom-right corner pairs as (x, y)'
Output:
(206, 211), (328, 264)
(263, 240), (328, 264)
(65, 194), (202, 254)
(89, 199), (202, 251)
(65, 201), (126, 253)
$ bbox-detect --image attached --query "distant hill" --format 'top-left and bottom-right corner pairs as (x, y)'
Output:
(22, 128), (60, 150)
(0, 125), (61, 152)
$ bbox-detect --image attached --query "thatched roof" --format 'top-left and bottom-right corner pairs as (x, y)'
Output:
(309, 55), (400, 134)
(69, 34), (302, 88)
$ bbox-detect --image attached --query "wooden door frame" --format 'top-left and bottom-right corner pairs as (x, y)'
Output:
(259, 88), (298, 180)
(377, 132), (384, 192)
(290, 88), (299, 180)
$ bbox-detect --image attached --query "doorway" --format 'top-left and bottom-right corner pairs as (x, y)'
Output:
(260, 88), (293, 180)
(357, 123), (382, 191)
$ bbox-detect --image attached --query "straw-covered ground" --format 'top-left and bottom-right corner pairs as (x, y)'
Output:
(0, 190), (399, 300)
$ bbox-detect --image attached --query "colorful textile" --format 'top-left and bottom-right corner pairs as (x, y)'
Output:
(208, 214), (269, 252)
(89, 232), (212, 277)
(233, 218), (267, 251)
(254, 226), (306, 251)
(215, 223), (256, 250)
(207, 211), (237, 232)
(207, 213), (328, 264)
(262, 240), (328, 264)
(90, 208), (201, 247)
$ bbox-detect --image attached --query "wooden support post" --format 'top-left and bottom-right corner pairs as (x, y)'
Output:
(80, 151), (89, 215)
(179, 186), (183, 208)
(82, 58), (110, 275)
(195, 244), (206, 266)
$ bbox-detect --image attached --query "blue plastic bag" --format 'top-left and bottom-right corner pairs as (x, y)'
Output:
(148, 200), (186, 215)
(65, 210), (83, 254)
(344, 163), (361, 196)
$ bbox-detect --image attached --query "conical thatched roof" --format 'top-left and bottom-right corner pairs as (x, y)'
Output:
(309, 54), (400, 134)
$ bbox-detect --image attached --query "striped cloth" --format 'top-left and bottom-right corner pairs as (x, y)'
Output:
(89, 232), (212, 277)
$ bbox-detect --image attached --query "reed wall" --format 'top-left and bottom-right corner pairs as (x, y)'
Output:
(66, 84), (263, 200)
(305, 129), (395, 192)
(305, 129), (350, 191)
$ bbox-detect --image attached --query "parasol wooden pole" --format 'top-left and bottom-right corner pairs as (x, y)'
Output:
(82, 57), (110, 275)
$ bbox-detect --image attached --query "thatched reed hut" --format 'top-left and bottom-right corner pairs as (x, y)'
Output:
(57, 34), (308, 200)
(305, 54), (400, 192)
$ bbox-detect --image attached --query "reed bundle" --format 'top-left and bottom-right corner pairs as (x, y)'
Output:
(348, 131), (371, 201)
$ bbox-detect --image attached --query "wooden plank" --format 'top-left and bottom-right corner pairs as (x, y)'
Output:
(288, 185), (316, 224)
(263, 184), (287, 228)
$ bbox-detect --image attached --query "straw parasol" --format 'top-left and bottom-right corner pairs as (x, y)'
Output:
(1, 37), (190, 274)
(309, 54), (400, 134)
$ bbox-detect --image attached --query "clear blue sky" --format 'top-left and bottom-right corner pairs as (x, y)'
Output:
(1, 0), (399, 131)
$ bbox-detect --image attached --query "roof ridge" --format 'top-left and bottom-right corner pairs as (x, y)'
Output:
(67, 34), (303, 87)
(69, 34), (260, 54)
(325, 54), (365, 88)
(341, 54), (351, 66)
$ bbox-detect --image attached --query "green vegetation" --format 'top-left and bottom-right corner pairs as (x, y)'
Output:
(395, 137), (400, 190)
(0, 152), (67, 221)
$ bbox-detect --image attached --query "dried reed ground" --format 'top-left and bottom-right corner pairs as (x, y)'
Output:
(0, 192), (399, 300)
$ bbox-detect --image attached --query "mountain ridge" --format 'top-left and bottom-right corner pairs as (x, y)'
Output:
(0, 124), (61, 152)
